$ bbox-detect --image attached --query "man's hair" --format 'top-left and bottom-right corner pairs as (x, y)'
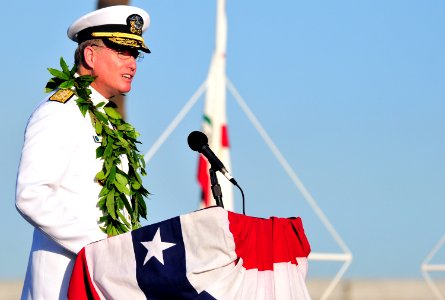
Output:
(74, 39), (104, 67)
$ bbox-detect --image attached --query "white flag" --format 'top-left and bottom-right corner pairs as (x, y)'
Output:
(197, 0), (233, 211)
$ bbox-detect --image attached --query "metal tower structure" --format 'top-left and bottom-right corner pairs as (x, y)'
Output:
(422, 234), (445, 299)
(144, 1), (352, 299)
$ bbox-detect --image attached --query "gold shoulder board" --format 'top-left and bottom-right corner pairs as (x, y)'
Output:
(49, 89), (74, 103)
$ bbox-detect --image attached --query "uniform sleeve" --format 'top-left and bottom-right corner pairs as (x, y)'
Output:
(16, 101), (106, 254)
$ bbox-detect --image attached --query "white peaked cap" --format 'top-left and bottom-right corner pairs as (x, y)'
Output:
(67, 5), (151, 53)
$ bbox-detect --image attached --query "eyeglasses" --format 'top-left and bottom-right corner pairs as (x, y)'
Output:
(91, 44), (144, 62)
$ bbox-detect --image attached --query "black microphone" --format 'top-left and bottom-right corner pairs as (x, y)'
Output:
(187, 131), (237, 185)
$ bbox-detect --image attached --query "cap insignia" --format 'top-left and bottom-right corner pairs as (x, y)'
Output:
(127, 14), (143, 35)
(49, 89), (74, 103)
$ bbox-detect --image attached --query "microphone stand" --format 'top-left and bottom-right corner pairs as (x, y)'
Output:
(209, 167), (224, 208)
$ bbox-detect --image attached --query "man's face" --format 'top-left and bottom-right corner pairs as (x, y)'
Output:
(89, 43), (140, 99)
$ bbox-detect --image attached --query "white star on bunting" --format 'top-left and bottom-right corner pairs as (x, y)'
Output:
(141, 228), (176, 265)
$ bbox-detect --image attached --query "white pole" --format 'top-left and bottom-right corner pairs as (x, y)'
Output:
(144, 82), (206, 163)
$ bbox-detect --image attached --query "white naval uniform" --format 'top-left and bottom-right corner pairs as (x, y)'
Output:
(16, 87), (110, 300)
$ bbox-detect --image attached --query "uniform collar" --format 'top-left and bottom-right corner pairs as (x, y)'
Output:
(88, 86), (109, 107)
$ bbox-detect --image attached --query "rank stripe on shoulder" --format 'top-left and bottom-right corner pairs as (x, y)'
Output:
(49, 89), (75, 103)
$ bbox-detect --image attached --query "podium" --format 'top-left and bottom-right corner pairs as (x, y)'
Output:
(68, 206), (311, 299)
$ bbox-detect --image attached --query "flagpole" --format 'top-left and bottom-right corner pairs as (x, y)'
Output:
(199, 0), (234, 210)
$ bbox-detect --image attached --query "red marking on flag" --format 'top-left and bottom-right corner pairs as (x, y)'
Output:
(68, 248), (101, 300)
(197, 154), (211, 207)
(228, 211), (311, 271)
(221, 125), (230, 148)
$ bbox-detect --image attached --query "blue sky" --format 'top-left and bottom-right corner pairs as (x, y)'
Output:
(1, 0), (444, 281)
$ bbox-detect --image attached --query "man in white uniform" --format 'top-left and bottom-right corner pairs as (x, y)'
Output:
(16, 5), (151, 299)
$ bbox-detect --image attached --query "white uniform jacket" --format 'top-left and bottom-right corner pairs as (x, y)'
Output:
(16, 88), (109, 300)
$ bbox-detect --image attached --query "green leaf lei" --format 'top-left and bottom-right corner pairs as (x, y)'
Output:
(45, 57), (149, 236)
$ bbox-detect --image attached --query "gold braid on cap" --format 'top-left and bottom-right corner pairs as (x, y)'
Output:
(108, 37), (140, 48)
(92, 32), (144, 42)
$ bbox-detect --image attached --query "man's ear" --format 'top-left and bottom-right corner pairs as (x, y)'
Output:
(83, 45), (96, 69)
